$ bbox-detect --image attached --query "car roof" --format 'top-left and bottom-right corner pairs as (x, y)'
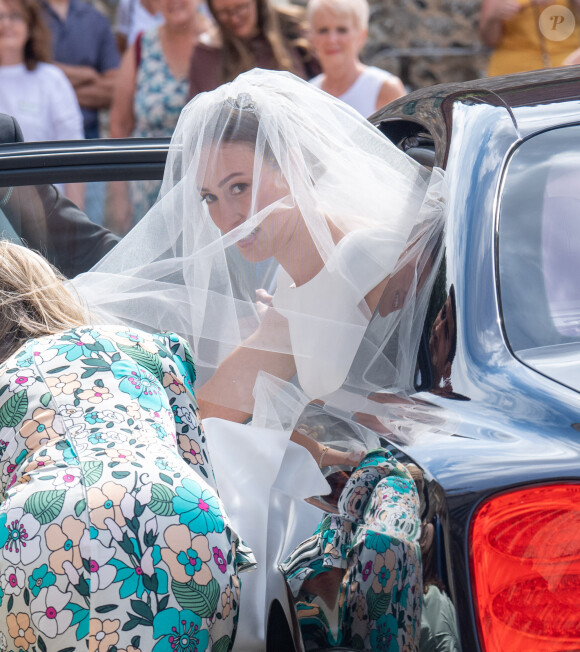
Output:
(373, 66), (580, 167)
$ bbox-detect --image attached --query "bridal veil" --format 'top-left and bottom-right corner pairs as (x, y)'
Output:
(74, 68), (445, 441)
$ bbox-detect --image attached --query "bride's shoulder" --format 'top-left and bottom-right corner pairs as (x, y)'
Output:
(335, 226), (388, 260)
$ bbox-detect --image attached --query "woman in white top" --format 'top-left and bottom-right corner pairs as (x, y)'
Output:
(0, 0), (83, 203)
(115, 0), (164, 54)
(75, 69), (445, 650)
(0, 0), (83, 142)
(307, 0), (405, 117)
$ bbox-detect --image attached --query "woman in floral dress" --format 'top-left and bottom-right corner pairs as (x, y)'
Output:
(0, 241), (251, 652)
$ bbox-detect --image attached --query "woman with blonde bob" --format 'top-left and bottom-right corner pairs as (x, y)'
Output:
(0, 241), (251, 651)
(307, 0), (405, 116)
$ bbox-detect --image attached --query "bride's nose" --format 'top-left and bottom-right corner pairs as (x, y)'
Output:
(214, 198), (246, 234)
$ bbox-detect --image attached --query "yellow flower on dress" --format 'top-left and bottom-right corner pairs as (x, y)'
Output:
(163, 372), (185, 395)
(88, 618), (120, 652)
(232, 573), (240, 601)
(355, 591), (367, 620)
(78, 385), (113, 404)
(221, 584), (234, 618)
(20, 408), (64, 449)
(7, 613), (36, 650)
(161, 524), (212, 584)
(45, 373), (81, 397)
(178, 435), (203, 465)
(87, 481), (127, 529)
(372, 549), (397, 595)
(105, 448), (135, 463)
(23, 454), (55, 474)
(126, 401), (141, 419)
(45, 515), (86, 573)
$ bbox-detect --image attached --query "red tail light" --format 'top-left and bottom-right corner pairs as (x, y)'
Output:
(470, 484), (580, 651)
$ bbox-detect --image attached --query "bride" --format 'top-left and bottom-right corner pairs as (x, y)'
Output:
(75, 69), (445, 650)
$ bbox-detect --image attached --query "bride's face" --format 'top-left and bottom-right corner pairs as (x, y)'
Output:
(199, 142), (297, 262)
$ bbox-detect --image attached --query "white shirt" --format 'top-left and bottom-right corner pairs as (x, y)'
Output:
(115, 0), (164, 46)
(0, 63), (84, 142)
(310, 65), (396, 118)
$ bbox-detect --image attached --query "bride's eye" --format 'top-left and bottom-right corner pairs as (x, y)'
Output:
(201, 192), (217, 204)
(231, 182), (249, 196)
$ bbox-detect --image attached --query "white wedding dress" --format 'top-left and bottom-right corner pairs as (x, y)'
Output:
(205, 418), (329, 650)
(201, 230), (401, 649)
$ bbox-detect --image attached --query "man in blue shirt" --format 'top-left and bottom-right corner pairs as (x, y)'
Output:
(40, 0), (120, 140)
(40, 0), (120, 225)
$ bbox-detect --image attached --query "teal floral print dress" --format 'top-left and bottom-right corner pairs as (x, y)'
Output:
(0, 325), (252, 652)
(130, 27), (190, 225)
(281, 449), (422, 651)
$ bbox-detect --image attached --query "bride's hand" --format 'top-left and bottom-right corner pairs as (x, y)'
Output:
(256, 288), (273, 306)
(255, 288), (273, 318)
(321, 446), (366, 469)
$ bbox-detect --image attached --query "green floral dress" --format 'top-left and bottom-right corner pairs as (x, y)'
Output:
(281, 450), (422, 651)
(0, 325), (252, 652)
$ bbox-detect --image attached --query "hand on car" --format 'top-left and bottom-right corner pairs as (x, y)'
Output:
(322, 446), (366, 469)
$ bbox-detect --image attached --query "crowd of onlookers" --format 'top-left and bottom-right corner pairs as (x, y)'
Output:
(3, 0), (580, 137)
(1, 0), (580, 229)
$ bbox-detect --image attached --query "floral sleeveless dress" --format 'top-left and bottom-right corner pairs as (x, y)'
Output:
(281, 450), (422, 651)
(130, 27), (189, 224)
(0, 325), (252, 652)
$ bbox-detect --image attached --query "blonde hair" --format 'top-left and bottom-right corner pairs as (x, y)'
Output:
(307, 0), (369, 31)
(0, 241), (89, 361)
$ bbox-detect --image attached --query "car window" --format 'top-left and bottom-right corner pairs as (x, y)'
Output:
(498, 125), (580, 391)
(0, 176), (163, 278)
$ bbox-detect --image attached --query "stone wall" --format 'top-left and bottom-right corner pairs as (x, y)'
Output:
(364, 0), (490, 89)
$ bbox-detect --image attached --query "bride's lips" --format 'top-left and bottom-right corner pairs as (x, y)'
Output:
(237, 226), (260, 248)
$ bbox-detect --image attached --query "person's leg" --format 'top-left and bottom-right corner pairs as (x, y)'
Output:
(282, 449), (423, 651)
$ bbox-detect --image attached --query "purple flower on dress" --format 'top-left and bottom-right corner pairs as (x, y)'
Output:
(213, 546), (227, 573)
(362, 560), (372, 582)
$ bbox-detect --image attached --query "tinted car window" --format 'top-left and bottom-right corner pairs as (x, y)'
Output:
(0, 177), (162, 277)
(499, 125), (580, 391)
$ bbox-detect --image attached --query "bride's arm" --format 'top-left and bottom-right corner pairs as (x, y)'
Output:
(197, 309), (296, 423)
(375, 218), (444, 317)
(290, 427), (365, 469)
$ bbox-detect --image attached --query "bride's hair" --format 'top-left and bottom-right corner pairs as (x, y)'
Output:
(202, 95), (325, 183)
(215, 101), (261, 146)
(0, 241), (88, 361)
(208, 99), (279, 167)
